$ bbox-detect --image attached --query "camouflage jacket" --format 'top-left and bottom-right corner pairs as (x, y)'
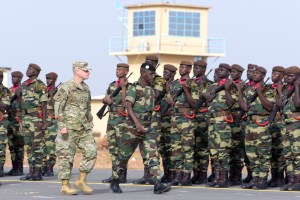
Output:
(54, 79), (93, 131)
(10, 84), (21, 111)
(282, 86), (300, 123)
(46, 86), (56, 119)
(106, 80), (128, 109)
(191, 77), (212, 111)
(0, 84), (11, 109)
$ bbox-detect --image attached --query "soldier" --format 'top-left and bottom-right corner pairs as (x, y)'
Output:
(213, 68), (220, 83)
(202, 63), (236, 188)
(5, 71), (24, 176)
(159, 64), (177, 183)
(110, 63), (171, 194)
(191, 60), (212, 185)
(0, 70), (11, 178)
(18, 63), (48, 181)
(228, 64), (245, 186)
(240, 66), (275, 190)
(54, 61), (97, 195)
(268, 66), (286, 187)
(42, 72), (59, 177)
(102, 63), (129, 184)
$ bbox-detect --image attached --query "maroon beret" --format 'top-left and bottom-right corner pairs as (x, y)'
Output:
(29, 63), (41, 71)
(247, 64), (257, 69)
(272, 66), (285, 73)
(164, 64), (177, 72)
(286, 66), (300, 74)
(180, 60), (192, 66)
(46, 72), (58, 79)
(231, 64), (244, 72)
(117, 63), (129, 68)
(219, 63), (231, 70)
(145, 55), (158, 61)
(194, 60), (207, 67)
(255, 66), (267, 74)
(11, 71), (23, 78)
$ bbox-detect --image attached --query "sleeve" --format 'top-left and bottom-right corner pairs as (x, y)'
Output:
(265, 87), (276, 103)
(2, 88), (11, 106)
(53, 85), (68, 130)
(190, 81), (199, 100)
(126, 84), (137, 104)
(39, 82), (48, 103)
(154, 76), (166, 92)
(86, 90), (94, 129)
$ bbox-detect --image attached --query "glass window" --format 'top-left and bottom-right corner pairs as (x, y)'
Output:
(169, 11), (201, 37)
(133, 11), (155, 36)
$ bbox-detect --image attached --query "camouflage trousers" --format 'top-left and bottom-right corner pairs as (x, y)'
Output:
(269, 121), (285, 173)
(106, 113), (126, 169)
(229, 122), (245, 168)
(245, 116), (271, 179)
(42, 119), (58, 167)
(193, 113), (209, 173)
(7, 119), (24, 164)
(20, 114), (44, 168)
(0, 119), (8, 166)
(55, 128), (97, 180)
(208, 116), (231, 172)
(113, 120), (161, 181)
(282, 121), (300, 175)
(159, 115), (172, 171)
(170, 114), (195, 173)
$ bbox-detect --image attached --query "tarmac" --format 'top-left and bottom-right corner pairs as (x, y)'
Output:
(0, 168), (299, 200)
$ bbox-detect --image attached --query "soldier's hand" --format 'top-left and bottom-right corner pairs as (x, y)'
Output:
(102, 95), (113, 105)
(202, 92), (213, 102)
(60, 127), (68, 134)
(224, 79), (232, 90)
(166, 98), (175, 106)
(41, 122), (47, 130)
(275, 98), (283, 108)
(136, 122), (145, 134)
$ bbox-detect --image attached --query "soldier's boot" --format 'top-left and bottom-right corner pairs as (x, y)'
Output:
(230, 166), (242, 186)
(0, 165), (4, 177)
(163, 170), (175, 183)
(292, 175), (300, 191)
(171, 170), (182, 186)
(31, 167), (43, 181)
(180, 172), (192, 186)
(255, 177), (268, 190)
(267, 168), (278, 187)
(242, 168), (252, 183)
(207, 170), (215, 183)
(74, 171), (93, 194)
(277, 171), (285, 187)
(154, 181), (171, 194)
(133, 166), (154, 185)
(228, 166), (235, 185)
(215, 171), (229, 188)
(42, 165), (48, 176)
(281, 172), (294, 191)
(102, 175), (113, 183)
(119, 168), (127, 183)
(20, 166), (33, 181)
(13, 161), (24, 176)
(194, 172), (207, 184)
(110, 179), (122, 193)
(161, 169), (170, 183)
(242, 176), (258, 189)
(191, 171), (200, 184)
(61, 179), (77, 195)
(206, 171), (219, 187)
(44, 165), (54, 177)
(5, 161), (16, 176)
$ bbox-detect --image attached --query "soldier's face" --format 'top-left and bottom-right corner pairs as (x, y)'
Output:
(193, 65), (206, 76)
(230, 69), (242, 81)
(214, 70), (220, 82)
(286, 73), (298, 85)
(284, 74), (288, 83)
(26, 66), (39, 77)
(217, 67), (230, 79)
(271, 71), (284, 83)
(179, 65), (191, 76)
(143, 70), (155, 85)
(252, 70), (265, 82)
(76, 68), (90, 80)
(247, 67), (254, 80)
(163, 69), (174, 81)
(116, 67), (128, 78)
(12, 76), (22, 85)
(46, 78), (56, 86)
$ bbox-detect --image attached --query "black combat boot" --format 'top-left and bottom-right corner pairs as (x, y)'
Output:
(194, 172), (207, 184)
(215, 171), (229, 188)
(228, 166), (235, 185)
(180, 172), (192, 186)
(242, 168), (252, 183)
(133, 166), (154, 184)
(13, 161), (24, 176)
(20, 166), (33, 181)
(161, 169), (169, 183)
(242, 176), (258, 189)
(230, 166), (242, 186)
(102, 175), (113, 183)
(281, 172), (294, 191)
(171, 170), (182, 186)
(163, 170), (175, 183)
(207, 169), (215, 183)
(119, 168), (127, 183)
(110, 179), (122, 193)
(44, 165), (54, 177)
(255, 177), (268, 190)
(267, 168), (278, 187)
(191, 171), (200, 184)
(5, 161), (16, 176)
(206, 170), (219, 187)
(31, 167), (43, 181)
(292, 175), (300, 191)
(0, 165), (4, 177)
(42, 165), (48, 176)
(153, 181), (171, 194)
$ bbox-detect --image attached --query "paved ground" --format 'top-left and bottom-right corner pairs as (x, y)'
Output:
(1, 168), (300, 200)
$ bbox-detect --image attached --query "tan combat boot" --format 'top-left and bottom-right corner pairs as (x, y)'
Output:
(74, 171), (93, 194)
(61, 179), (77, 195)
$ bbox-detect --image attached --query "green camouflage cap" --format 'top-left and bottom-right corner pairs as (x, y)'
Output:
(73, 61), (91, 71)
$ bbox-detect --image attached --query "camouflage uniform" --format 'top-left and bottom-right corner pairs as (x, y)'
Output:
(54, 79), (97, 180)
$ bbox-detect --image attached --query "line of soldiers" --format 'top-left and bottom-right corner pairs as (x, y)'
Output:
(102, 55), (300, 192)
(0, 63), (59, 186)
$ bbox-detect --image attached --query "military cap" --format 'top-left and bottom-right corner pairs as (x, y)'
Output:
(272, 66), (285, 73)
(194, 60), (207, 67)
(231, 64), (244, 72)
(46, 72), (58, 79)
(214, 67), (219, 71)
(141, 62), (156, 72)
(219, 63), (231, 70)
(145, 55), (158, 61)
(248, 63), (256, 69)
(164, 64), (177, 72)
(29, 63), (41, 71)
(180, 60), (193, 66)
(73, 61), (91, 71)
(11, 71), (23, 78)
(286, 66), (300, 74)
(255, 66), (267, 74)
(117, 63), (129, 69)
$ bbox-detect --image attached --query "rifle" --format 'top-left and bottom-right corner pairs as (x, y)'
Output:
(194, 84), (225, 110)
(97, 72), (133, 120)
(234, 77), (270, 124)
(268, 86), (295, 124)
(48, 82), (62, 98)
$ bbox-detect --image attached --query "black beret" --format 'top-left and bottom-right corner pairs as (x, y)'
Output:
(286, 66), (300, 74)
(145, 55), (158, 61)
(194, 60), (207, 67)
(255, 66), (267, 74)
(29, 63), (41, 71)
(219, 63), (231, 70)
(46, 72), (58, 79)
(11, 71), (23, 78)
(164, 64), (177, 72)
(141, 62), (156, 72)
(180, 60), (192, 66)
(117, 63), (129, 68)
(272, 66), (285, 73)
(231, 64), (244, 72)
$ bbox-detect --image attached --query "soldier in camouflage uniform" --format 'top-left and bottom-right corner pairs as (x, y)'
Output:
(18, 63), (48, 181)
(5, 71), (24, 176)
(102, 63), (129, 184)
(202, 63), (236, 188)
(213, 68), (220, 83)
(159, 64), (177, 183)
(240, 66), (275, 190)
(278, 66), (300, 191)
(228, 64), (245, 186)
(191, 60), (213, 185)
(54, 61), (97, 195)
(42, 72), (59, 177)
(165, 60), (197, 186)
(110, 63), (171, 194)
(0, 70), (11, 178)
(267, 66), (286, 187)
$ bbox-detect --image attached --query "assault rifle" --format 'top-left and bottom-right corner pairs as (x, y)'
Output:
(96, 72), (133, 120)
(234, 77), (270, 124)
(194, 84), (225, 110)
(268, 86), (295, 124)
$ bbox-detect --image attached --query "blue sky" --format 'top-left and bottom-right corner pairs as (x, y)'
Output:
(1, 0), (300, 95)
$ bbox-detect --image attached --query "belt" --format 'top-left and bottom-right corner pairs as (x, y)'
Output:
(248, 115), (268, 121)
(24, 107), (41, 114)
(174, 107), (192, 113)
(135, 113), (152, 122)
(210, 111), (225, 118)
(109, 106), (123, 112)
